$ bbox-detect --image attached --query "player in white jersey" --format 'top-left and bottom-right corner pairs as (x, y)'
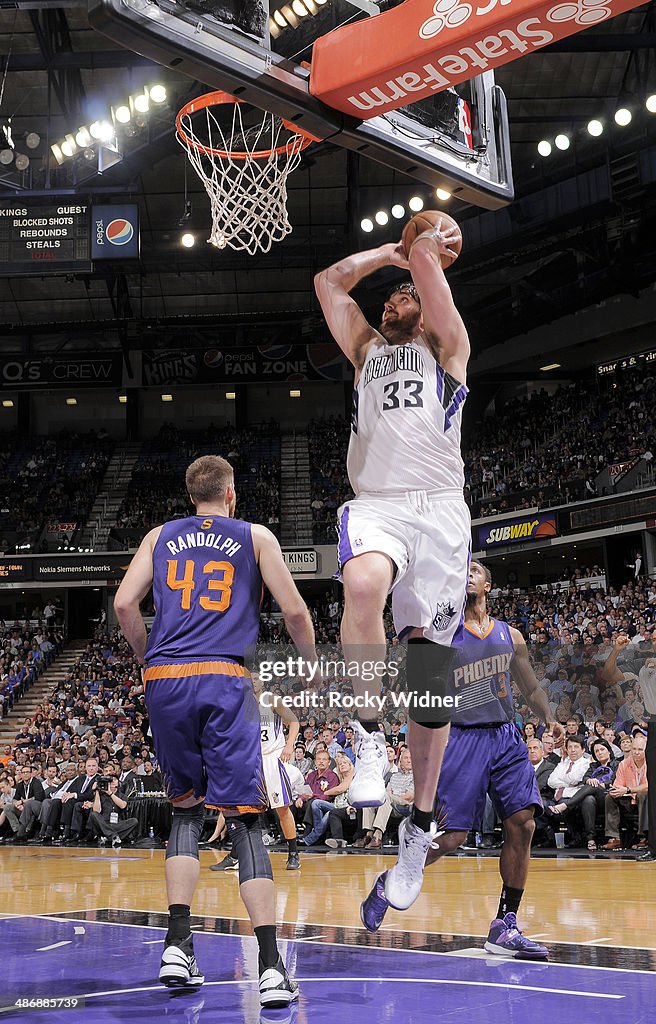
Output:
(315, 221), (470, 911)
(256, 675), (301, 870)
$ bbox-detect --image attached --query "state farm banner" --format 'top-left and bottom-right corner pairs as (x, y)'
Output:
(142, 345), (348, 386)
(478, 512), (558, 549)
(311, 0), (645, 117)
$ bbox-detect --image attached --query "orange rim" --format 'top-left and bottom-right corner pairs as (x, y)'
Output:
(176, 90), (320, 161)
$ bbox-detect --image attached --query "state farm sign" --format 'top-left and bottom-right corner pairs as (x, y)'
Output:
(310, 0), (642, 117)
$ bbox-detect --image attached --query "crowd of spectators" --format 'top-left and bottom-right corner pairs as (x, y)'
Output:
(254, 571), (653, 852)
(0, 431), (113, 553)
(468, 368), (655, 517)
(0, 619), (63, 720)
(112, 422), (281, 547)
(307, 417), (353, 543)
(306, 369), (656, 541)
(0, 627), (162, 846)
(0, 566), (652, 853)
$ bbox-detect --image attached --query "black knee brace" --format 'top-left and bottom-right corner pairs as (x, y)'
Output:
(228, 813), (273, 885)
(405, 637), (456, 727)
(166, 802), (205, 860)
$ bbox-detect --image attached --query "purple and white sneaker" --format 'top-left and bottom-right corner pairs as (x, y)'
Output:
(484, 913), (549, 960)
(360, 871), (391, 933)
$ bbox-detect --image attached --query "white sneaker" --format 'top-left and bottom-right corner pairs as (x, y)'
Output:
(384, 818), (441, 911)
(347, 720), (387, 808)
(261, 832), (276, 847)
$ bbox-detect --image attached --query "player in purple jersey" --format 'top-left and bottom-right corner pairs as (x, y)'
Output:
(361, 561), (565, 959)
(114, 455), (316, 1006)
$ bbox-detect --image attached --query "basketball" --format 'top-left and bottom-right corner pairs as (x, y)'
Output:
(401, 210), (462, 269)
(534, 518), (558, 538)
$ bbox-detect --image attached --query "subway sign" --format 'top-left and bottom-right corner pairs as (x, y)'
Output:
(478, 513), (558, 549)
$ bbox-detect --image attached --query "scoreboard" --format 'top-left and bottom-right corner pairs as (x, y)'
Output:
(0, 199), (139, 274)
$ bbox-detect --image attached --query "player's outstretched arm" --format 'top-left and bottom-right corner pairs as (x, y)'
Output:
(407, 226), (470, 384)
(114, 526), (162, 662)
(252, 524), (317, 666)
(314, 243), (406, 371)
(508, 626), (563, 741)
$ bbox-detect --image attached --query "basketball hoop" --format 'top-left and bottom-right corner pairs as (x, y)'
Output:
(176, 92), (318, 255)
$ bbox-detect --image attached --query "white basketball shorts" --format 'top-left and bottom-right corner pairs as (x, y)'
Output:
(336, 488), (471, 644)
(262, 751), (293, 809)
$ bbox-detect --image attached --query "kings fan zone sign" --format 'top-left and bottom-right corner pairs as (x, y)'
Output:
(478, 512), (558, 548)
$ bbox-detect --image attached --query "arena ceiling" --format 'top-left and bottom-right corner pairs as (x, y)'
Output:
(0, 0), (655, 373)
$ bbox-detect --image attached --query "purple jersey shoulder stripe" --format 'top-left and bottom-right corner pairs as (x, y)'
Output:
(444, 383), (468, 432)
(436, 363), (445, 405)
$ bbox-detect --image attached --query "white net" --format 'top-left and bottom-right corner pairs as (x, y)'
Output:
(176, 97), (310, 255)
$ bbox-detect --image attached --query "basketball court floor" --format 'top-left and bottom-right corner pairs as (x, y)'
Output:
(3, 846), (654, 1022)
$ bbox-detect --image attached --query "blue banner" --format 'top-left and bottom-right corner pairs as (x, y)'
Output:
(92, 204), (140, 260)
(478, 513), (558, 549)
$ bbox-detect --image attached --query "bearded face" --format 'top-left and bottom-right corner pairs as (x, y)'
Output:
(379, 291), (421, 345)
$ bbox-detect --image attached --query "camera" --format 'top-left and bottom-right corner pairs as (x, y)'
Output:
(96, 776), (113, 793)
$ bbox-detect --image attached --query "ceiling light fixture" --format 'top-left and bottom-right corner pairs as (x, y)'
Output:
(181, 232), (195, 248)
(361, 218), (374, 232)
(614, 107), (631, 126)
(391, 204), (405, 219)
(408, 196), (424, 212)
(537, 140), (552, 157)
(647, 95), (656, 114)
(375, 210), (389, 226)
(587, 119), (603, 137)
(540, 363), (561, 371)
(435, 187), (451, 201)
(554, 134), (570, 150)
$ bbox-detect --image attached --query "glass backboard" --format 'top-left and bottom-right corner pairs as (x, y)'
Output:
(89, 0), (514, 207)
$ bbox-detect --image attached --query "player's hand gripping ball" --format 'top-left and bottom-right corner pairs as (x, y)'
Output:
(401, 211), (462, 269)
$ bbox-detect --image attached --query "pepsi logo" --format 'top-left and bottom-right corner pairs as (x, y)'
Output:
(204, 350), (224, 368)
(106, 218), (134, 245)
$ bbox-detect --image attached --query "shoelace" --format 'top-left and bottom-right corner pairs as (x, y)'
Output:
(396, 825), (439, 884)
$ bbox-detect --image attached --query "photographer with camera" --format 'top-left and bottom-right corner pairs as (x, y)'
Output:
(89, 775), (140, 847)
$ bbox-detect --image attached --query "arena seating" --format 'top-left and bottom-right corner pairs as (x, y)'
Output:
(111, 423), (281, 546)
(0, 432), (113, 553)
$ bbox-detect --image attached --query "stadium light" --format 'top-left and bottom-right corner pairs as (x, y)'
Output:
(149, 85), (167, 104)
(614, 108), (631, 126)
(75, 127), (92, 149)
(554, 134), (570, 151)
(181, 233), (195, 248)
(647, 95), (656, 114)
(435, 188), (451, 201)
(408, 196), (424, 212)
(361, 218), (374, 232)
(115, 105), (131, 124)
(537, 140), (552, 157)
(65, 397), (77, 406)
(161, 394), (173, 402)
(587, 119), (603, 137)
(375, 210), (389, 226)
(391, 204), (405, 219)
